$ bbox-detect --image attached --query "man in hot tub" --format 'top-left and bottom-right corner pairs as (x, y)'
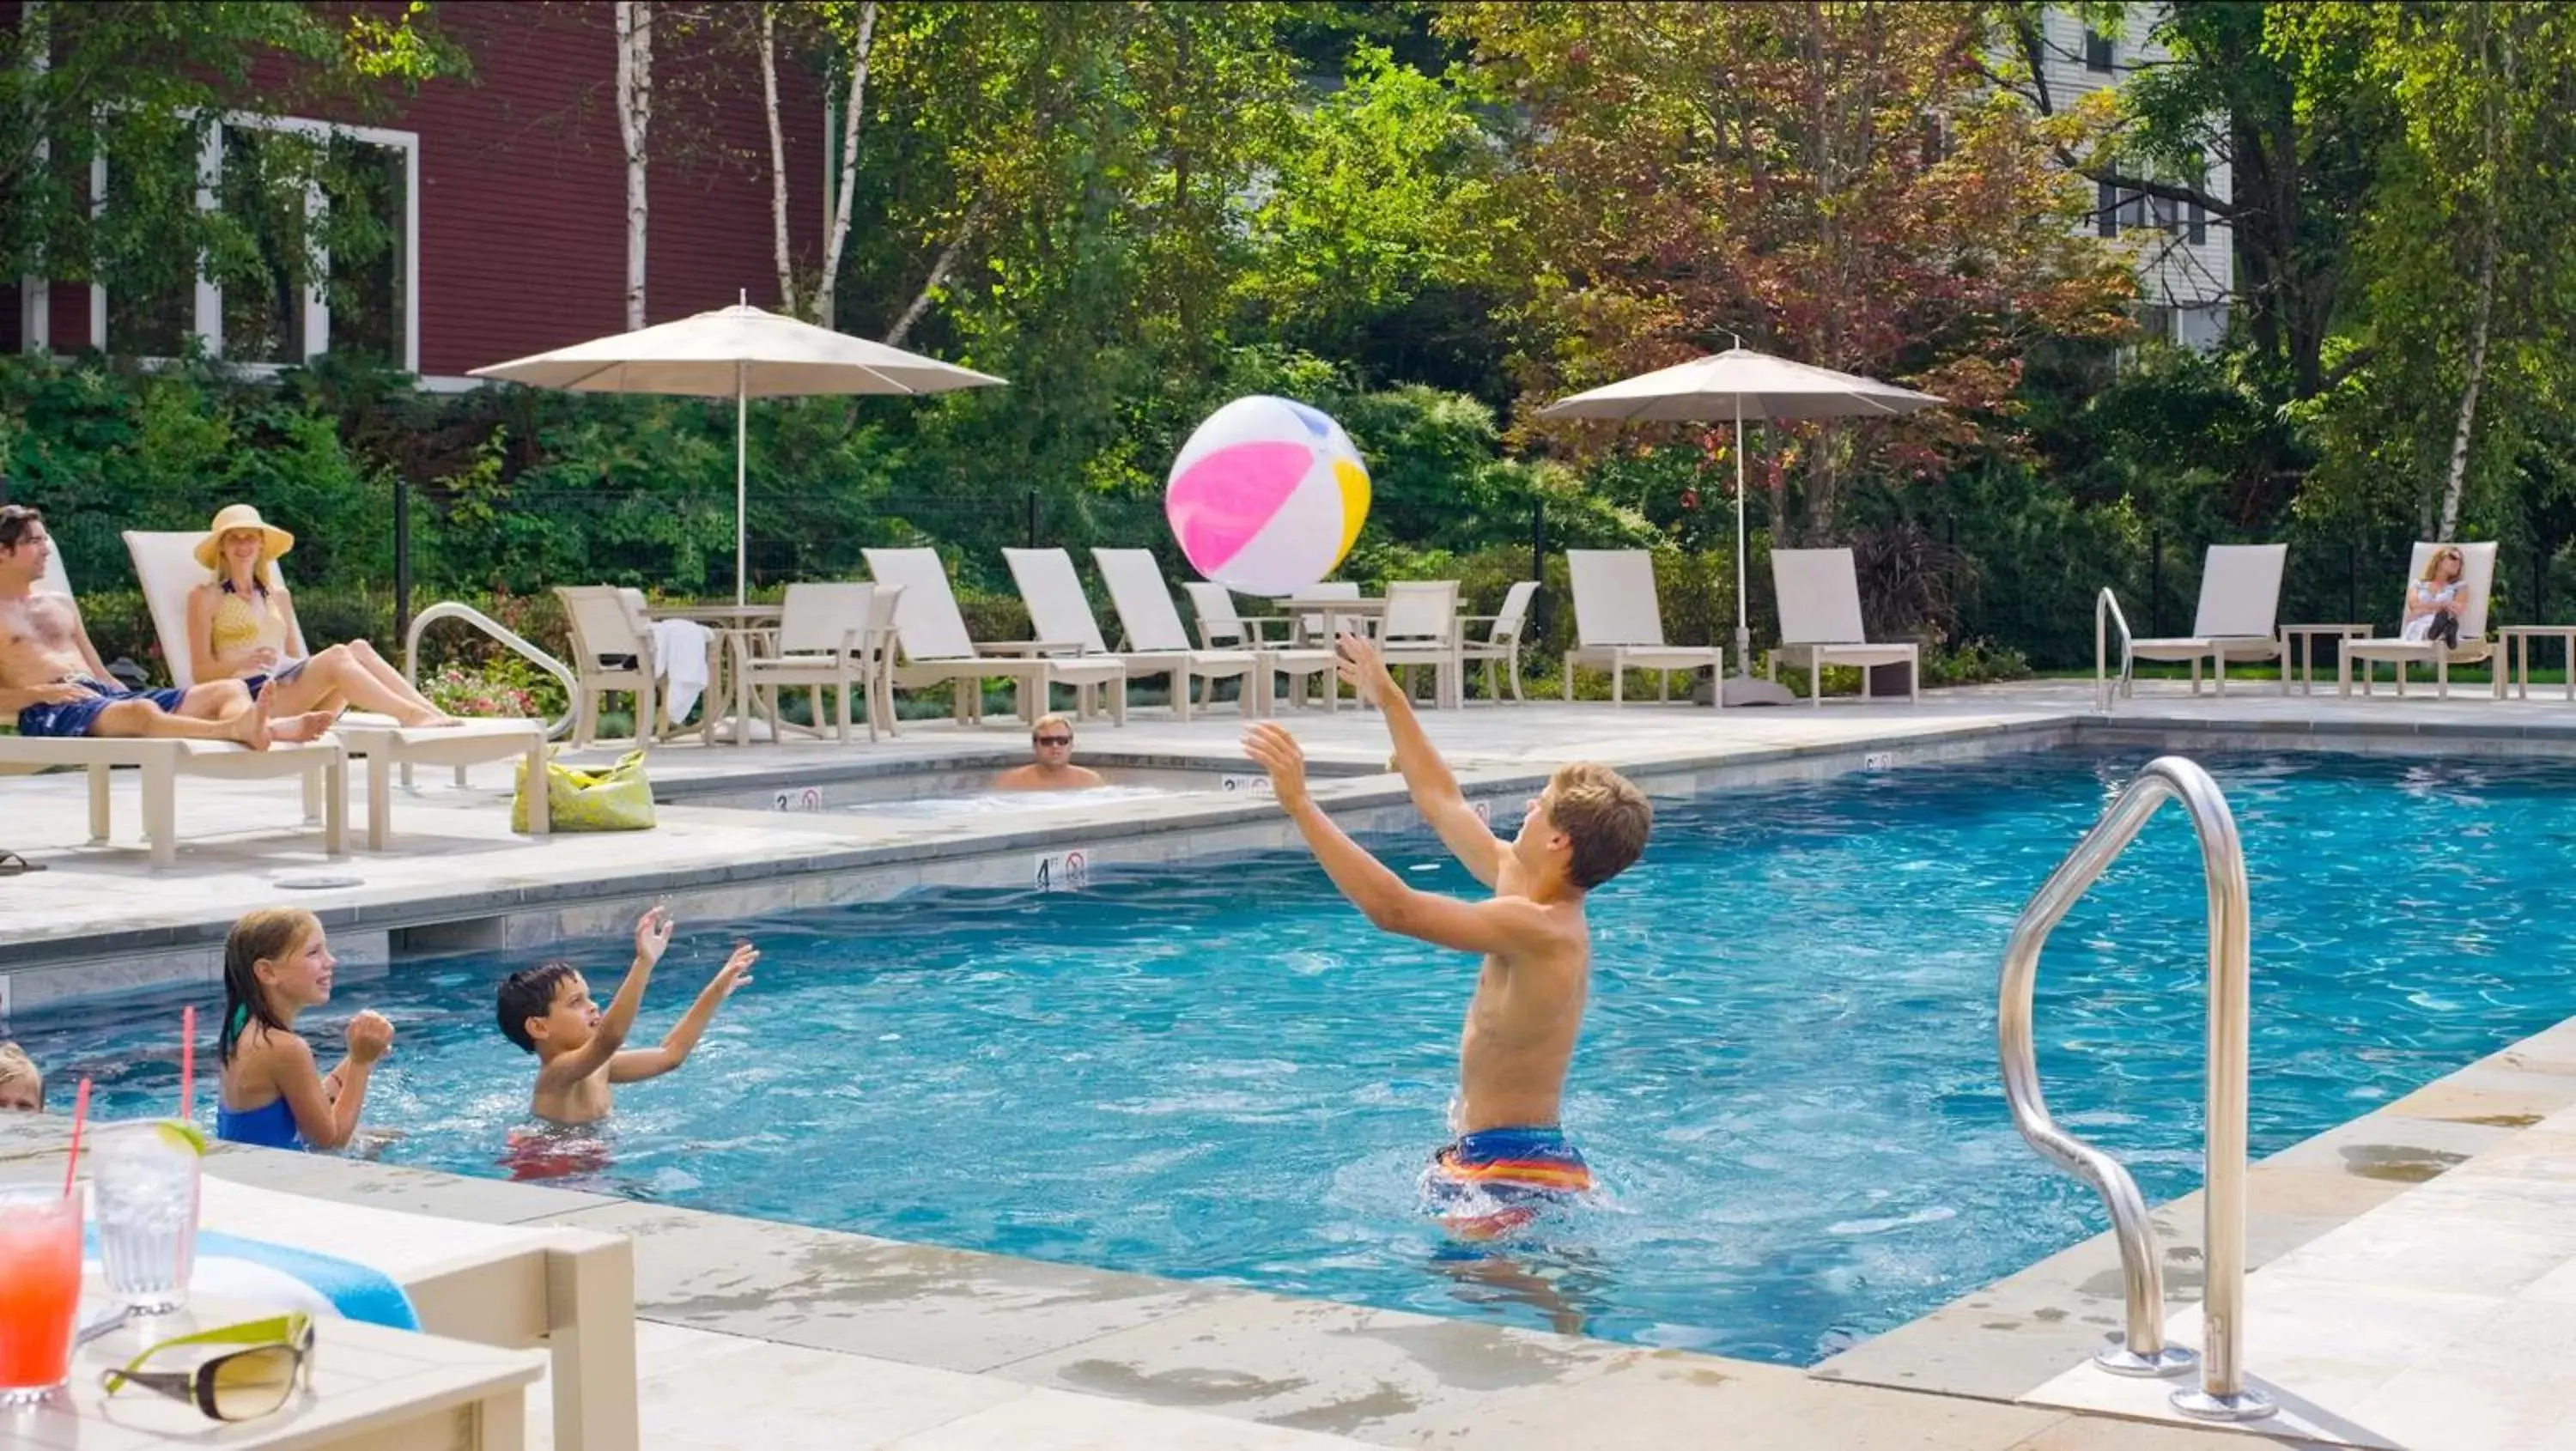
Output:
(1242, 634), (1653, 1240)
(993, 713), (1105, 792)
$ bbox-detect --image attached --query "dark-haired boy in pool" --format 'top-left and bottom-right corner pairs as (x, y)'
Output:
(495, 906), (757, 1127)
(1241, 634), (1653, 1239)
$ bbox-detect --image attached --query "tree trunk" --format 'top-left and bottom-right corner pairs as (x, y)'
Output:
(759, 3), (797, 318)
(614, 0), (652, 331)
(2438, 17), (2508, 541)
(811, 1), (878, 331)
(884, 190), (989, 349)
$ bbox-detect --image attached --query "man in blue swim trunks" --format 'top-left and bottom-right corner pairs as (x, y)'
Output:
(1242, 634), (1653, 1239)
(0, 506), (330, 749)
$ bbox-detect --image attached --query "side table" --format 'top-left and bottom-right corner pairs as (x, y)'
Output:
(9, 1294), (545, 1451)
(2277, 623), (2374, 695)
(2494, 624), (2576, 701)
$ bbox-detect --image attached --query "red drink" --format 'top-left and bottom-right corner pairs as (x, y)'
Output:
(0, 1187), (82, 1403)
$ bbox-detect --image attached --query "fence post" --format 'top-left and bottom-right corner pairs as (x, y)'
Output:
(1025, 489), (1039, 549)
(2347, 543), (2358, 625)
(2149, 530), (2164, 638)
(393, 477), (413, 647)
(1528, 495), (1550, 645)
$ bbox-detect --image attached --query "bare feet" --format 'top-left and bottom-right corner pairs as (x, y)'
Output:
(394, 707), (465, 728)
(270, 709), (337, 744)
(228, 684), (277, 750)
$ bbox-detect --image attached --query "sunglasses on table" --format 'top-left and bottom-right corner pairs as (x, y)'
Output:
(100, 1312), (315, 1422)
(1034, 734), (1073, 746)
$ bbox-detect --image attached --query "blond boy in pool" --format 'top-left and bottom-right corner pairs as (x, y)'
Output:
(1241, 634), (1652, 1237)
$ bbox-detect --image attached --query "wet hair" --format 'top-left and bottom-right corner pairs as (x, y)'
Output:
(218, 908), (322, 1065)
(0, 503), (41, 554)
(0, 1041), (42, 1109)
(496, 961), (580, 1053)
(1545, 762), (1654, 890)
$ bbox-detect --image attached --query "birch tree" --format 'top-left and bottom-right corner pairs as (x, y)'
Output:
(615, 0), (653, 331)
(761, 1), (878, 325)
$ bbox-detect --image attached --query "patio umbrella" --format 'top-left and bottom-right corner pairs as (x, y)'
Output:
(1536, 346), (1942, 705)
(470, 300), (1006, 604)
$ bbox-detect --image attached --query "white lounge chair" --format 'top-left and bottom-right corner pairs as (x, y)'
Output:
(738, 581), (901, 743)
(2339, 542), (2499, 699)
(1458, 580), (1539, 704)
(1010, 548), (1258, 720)
(2122, 544), (2287, 695)
(1562, 550), (1724, 705)
(1766, 548), (1919, 706)
(199, 1175), (637, 1451)
(1376, 580), (1464, 709)
(1171, 573), (1339, 710)
(0, 550), (347, 869)
(125, 531), (549, 850)
(863, 548), (1127, 726)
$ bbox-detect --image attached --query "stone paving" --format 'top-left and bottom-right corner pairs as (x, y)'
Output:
(9, 676), (2576, 1447)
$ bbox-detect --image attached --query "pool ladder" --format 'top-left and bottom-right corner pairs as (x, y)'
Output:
(1996, 756), (2275, 1423)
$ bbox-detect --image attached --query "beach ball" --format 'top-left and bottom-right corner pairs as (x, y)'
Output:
(1164, 396), (1370, 597)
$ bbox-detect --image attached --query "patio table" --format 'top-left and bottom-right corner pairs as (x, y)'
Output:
(2495, 624), (2576, 701)
(647, 603), (784, 746)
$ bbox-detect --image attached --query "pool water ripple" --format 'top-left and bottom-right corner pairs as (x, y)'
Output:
(16, 749), (2576, 1363)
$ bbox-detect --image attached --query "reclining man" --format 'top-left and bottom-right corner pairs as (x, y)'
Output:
(0, 505), (331, 749)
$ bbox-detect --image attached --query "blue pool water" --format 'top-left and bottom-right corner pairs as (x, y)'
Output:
(17, 748), (2576, 1364)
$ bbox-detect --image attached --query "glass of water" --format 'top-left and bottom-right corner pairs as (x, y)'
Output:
(92, 1120), (204, 1314)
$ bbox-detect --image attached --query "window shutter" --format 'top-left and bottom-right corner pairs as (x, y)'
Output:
(2189, 199), (2207, 246)
(2098, 181), (2118, 238)
(2084, 28), (2114, 70)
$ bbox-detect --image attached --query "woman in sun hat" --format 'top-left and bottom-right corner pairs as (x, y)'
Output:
(185, 503), (459, 726)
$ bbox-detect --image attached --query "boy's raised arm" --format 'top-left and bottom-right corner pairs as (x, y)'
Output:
(1338, 634), (1509, 887)
(611, 942), (756, 1083)
(547, 907), (671, 1085)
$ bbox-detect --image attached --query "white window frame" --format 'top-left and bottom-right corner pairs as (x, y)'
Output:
(83, 112), (419, 375)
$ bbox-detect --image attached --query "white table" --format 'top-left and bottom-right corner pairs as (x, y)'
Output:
(647, 604), (783, 747)
(2494, 624), (2576, 701)
(8, 1293), (544, 1450)
(2278, 623), (2374, 695)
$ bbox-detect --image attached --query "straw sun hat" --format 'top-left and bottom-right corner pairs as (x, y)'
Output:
(193, 503), (296, 572)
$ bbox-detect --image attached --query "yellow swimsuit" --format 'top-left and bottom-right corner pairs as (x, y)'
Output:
(209, 583), (293, 673)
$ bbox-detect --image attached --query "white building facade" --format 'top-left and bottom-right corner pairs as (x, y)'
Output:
(2028, 7), (2233, 349)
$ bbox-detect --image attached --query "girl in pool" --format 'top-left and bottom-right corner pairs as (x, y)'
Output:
(216, 907), (393, 1151)
(184, 503), (459, 726)
(2401, 545), (2470, 648)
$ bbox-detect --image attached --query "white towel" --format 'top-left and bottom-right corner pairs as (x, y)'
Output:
(649, 618), (714, 722)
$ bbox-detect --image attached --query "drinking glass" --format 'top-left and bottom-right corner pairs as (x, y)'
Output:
(93, 1121), (204, 1314)
(0, 1185), (83, 1404)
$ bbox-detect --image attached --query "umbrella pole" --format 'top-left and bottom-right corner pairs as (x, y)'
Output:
(1733, 393), (1750, 677)
(735, 361), (748, 608)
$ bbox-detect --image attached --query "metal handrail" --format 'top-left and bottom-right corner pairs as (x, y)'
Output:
(1997, 756), (2274, 1423)
(2094, 587), (2136, 711)
(404, 602), (580, 743)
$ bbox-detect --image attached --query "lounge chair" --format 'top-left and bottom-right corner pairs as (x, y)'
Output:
(1458, 580), (1540, 703)
(862, 548), (1127, 726)
(738, 581), (901, 744)
(125, 531), (549, 850)
(1766, 548), (1919, 706)
(1016, 547), (1261, 719)
(2337, 542), (2499, 699)
(199, 1174), (637, 1451)
(1562, 550), (1724, 705)
(1170, 582), (1329, 711)
(1376, 580), (1465, 709)
(0, 551), (347, 869)
(2121, 544), (2287, 695)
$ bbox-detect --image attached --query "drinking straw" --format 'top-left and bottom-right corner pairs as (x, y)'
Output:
(63, 1077), (91, 1199)
(179, 1005), (197, 1122)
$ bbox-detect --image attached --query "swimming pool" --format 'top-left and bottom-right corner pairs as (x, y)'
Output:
(20, 749), (2576, 1364)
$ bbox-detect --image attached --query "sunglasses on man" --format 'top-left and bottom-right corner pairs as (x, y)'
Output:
(1034, 734), (1072, 747)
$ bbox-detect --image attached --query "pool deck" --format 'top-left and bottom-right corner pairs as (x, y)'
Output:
(8, 677), (2576, 1447)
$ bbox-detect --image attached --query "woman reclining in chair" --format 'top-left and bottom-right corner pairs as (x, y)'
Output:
(185, 504), (459, 727)
(2402, 545), (2470, 650)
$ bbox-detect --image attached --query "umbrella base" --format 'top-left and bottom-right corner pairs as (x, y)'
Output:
(1696, 673), (1795, 707)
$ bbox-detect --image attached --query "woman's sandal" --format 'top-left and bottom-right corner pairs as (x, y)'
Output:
(0, 850), (47, 876)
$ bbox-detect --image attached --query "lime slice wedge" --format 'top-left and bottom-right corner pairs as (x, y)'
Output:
(152, 1120), (210, 1157)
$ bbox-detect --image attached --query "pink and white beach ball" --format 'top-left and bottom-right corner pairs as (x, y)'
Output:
(1164, 396), (1371, 598)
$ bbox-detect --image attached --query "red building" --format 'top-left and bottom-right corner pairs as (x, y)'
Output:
(5, 2), (825, 384)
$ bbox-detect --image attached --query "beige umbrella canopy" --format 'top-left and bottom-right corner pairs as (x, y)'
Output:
(1538, 345), (1943, 702)
(471, 301), (1007, 604)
